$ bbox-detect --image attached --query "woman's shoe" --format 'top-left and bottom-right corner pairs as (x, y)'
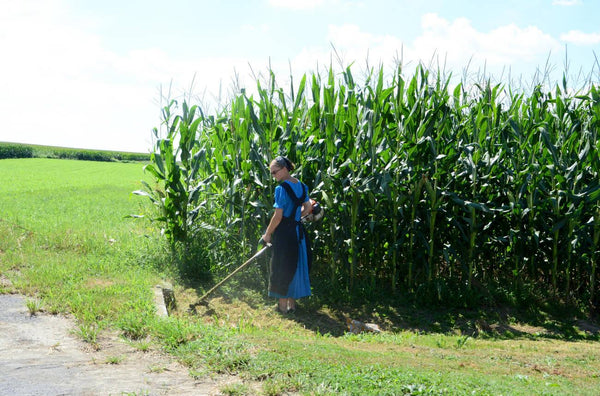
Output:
(275, 306), (295, 314)
(275, 306), (287, 314)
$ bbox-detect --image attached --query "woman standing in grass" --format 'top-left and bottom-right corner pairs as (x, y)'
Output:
(261, 156), (312, 314)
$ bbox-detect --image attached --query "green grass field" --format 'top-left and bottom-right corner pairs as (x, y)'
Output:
(1, 158), (600, 395)
(0, 158), (160, 339)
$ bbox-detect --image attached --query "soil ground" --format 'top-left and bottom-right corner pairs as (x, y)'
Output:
(0, 293), (234, 396)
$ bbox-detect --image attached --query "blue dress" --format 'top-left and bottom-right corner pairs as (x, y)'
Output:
(268, 180), (312, 299)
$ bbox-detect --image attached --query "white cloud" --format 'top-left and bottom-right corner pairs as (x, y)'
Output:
(560, 30), (600, 45)
(284, 13), (564, 86)
(305, 14), (560, 74)
(412, 13), (560, 73)
(324, 24), (405, 68)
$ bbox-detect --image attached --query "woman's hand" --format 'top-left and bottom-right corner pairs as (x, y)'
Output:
(262, 233), (272, 244)
(301, 200), (312, 218)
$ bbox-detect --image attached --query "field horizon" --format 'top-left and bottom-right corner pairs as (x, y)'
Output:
(0, 141), (151, 162)
(0, 140), (148, 153)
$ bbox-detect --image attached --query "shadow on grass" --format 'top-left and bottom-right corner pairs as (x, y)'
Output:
(280, 293), (600, 341)
(182, 269), (600, 341)
(285, 306), (348, 336)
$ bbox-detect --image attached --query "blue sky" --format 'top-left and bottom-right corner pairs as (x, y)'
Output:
(1, 0), (599, 152)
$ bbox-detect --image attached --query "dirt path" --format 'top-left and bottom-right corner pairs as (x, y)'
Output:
(0, 294), (228, 395)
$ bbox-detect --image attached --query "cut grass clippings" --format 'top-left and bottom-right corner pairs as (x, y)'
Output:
(168, 293), (600, 395)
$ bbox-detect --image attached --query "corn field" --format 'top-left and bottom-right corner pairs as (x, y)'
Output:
(137, 63), (600, 308)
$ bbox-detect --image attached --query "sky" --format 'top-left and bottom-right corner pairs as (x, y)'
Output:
(1, 0), (599, 153)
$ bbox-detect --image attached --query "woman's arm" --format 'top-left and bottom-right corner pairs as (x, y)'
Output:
(262, 208), (283, 243)
(300, 200), (312, 219)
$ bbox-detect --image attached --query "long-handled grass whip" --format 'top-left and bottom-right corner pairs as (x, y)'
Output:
(189, 242), (271, 310)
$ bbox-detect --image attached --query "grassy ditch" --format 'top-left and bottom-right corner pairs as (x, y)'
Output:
(1, 158), (600, 395)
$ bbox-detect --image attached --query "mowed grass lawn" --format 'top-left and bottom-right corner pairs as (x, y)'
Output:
(1, 158), (600, 395)
(0, 158), (160, 334)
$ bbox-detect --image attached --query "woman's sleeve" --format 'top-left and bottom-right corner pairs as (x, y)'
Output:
(303, 183), (310, 203)
(273, 185), (286, 209)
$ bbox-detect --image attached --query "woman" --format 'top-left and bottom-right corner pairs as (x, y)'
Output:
(261, 156), (312, 314)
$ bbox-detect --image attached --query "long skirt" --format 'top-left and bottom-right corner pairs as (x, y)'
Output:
(268, 232), (311, 299)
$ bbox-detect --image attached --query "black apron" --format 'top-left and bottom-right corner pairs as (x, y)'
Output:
(268, 182), (312, 296)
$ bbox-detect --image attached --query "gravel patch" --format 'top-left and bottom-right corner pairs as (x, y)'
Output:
(0, 294), (227, 395)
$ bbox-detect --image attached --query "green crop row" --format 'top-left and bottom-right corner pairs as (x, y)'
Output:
(0, 142), (150, 162)
(139, 63), (600, 309)
(0, 143), (34, 159)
